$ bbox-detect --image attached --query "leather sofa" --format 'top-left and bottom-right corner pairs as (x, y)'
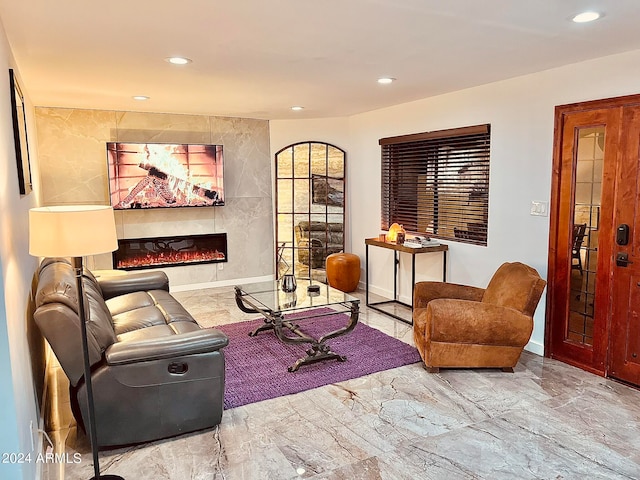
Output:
(33, 258), (228, 447)
(413, 262), (546, 372)
(294, 221), (344, 268)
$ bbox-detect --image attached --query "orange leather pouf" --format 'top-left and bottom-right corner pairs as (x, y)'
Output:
(326, 253), (361, 293)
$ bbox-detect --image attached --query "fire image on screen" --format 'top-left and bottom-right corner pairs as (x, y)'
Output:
(107, 142), (224, 209)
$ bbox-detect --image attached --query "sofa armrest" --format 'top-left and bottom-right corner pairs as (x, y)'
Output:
(98, 271), (170, 300)
(413, 281), (485, 309)
(421, 298), (533, 347)
(105, 329), (229, 366)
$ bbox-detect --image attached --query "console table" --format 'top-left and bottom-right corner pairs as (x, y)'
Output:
(365, 238), (448, 324)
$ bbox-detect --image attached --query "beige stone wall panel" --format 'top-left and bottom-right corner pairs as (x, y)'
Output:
(34, 107), (273, 285)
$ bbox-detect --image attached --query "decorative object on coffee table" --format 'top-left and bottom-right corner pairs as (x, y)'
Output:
(281, 273), (297, 292)
(326, 252), (361, 293)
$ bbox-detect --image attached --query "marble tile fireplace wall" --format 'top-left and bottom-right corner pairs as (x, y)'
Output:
(34, 108), (273, 288)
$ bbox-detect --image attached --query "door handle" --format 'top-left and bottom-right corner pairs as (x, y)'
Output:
(616, 252), (633, 267)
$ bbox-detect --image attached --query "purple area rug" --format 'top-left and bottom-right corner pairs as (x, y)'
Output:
(216, 307), (421, 409)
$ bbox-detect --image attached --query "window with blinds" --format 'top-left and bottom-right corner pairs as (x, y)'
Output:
(380, 124), (490, 245)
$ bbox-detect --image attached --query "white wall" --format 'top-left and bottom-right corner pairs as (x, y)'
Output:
(271, 48), (640, 355)
(0, 19), (41, 480)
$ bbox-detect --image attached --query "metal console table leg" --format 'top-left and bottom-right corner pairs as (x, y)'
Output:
(364, 238), (448, 325)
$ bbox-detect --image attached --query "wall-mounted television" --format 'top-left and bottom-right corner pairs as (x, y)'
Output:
(107, 142), (224, 209)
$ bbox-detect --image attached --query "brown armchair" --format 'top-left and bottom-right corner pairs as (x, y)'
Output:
(413, 262), (546, 372)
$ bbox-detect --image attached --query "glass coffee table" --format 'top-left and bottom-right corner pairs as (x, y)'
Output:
(234, 279), (360, 372)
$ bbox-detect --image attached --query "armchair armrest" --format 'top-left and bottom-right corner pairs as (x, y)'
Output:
(297, 238), (324, 248)
(421, 298), (533, 347)
(98, 271), (170, 300)
(105, 329), (229, 366)
(414, 281), (485, 309)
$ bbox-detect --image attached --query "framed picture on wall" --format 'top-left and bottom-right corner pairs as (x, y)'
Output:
(9, 69), (32, 195)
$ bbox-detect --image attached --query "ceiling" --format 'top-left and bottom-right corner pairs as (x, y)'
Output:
(2, 0), (640, 120)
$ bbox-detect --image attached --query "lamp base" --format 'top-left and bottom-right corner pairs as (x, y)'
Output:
(90, 475), (125, 480)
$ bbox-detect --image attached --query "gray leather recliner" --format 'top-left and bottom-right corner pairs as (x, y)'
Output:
(33, 258), (228, 448)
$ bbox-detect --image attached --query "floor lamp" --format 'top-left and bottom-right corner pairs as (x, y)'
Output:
(29, 205), (124, 480)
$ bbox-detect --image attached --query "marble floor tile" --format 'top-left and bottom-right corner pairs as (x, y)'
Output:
(42, 285), (640, 480)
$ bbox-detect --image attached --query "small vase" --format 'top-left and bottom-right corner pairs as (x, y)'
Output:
(281, 274), (297, 293)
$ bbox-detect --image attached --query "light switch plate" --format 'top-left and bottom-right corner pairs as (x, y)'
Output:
(530, 200), (549, 216)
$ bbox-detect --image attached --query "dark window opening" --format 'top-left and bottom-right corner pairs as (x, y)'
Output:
(380, 124), (490, 245)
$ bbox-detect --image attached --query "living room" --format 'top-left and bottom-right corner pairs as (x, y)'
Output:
(2, 2), (640, 479)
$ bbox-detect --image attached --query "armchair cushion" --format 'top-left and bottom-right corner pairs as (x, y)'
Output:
(424, 299), (533, 346)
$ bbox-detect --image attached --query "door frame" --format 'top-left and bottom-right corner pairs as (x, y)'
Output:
(545, 93), (640, 375)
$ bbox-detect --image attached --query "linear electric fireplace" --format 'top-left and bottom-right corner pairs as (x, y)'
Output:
(114, 233), (227, 270)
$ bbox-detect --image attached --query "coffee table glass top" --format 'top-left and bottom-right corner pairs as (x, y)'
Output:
(235, 279), (358, 313)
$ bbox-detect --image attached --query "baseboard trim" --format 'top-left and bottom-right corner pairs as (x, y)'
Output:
(358, 282), (414, 305)
(35, 347), (54, 480)
(170, 274), (275, 292)
(525, 339), (544, 356)
(359, 282), (394, 301)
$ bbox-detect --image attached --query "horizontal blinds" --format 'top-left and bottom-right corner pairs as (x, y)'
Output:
(381, 125), (490, 245)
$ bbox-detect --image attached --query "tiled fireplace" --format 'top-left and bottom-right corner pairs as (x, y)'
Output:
(114, 233), (227, 270)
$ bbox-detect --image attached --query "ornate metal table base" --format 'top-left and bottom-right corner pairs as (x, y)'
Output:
(235, 287), (359, 372)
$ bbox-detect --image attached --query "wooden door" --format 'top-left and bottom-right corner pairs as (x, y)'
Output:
(609, 105), (640, 385)
(547, 107), (619, 375)
(547, 95), (640, 385)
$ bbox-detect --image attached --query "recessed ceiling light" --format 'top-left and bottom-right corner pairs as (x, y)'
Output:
(572, 11), (601, 23)
(132, 95), (149, 101)
(377, 77), (395, 85)
(291, 106), (304, 111)
(165, 56), (192, 65)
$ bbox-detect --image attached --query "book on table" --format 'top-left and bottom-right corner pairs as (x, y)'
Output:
(403, 238), (440, 248)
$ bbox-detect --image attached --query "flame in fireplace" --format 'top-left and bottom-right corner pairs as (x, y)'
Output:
(115, 234), (228, 270)
(116, 249), (225, 269)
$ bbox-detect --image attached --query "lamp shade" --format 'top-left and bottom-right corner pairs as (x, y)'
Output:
(29, 205), (118, 258)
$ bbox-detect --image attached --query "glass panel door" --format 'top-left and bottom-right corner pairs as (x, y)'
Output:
(568, 127), (604, 346)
